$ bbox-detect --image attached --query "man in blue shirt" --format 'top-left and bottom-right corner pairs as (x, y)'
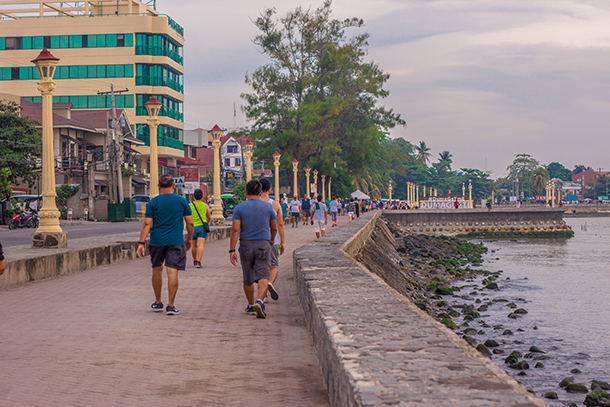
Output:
(137, 174), (194, 315)
(230, 180), (278, 318)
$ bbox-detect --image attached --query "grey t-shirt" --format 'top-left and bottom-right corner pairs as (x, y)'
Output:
(312, 201), (327, 220)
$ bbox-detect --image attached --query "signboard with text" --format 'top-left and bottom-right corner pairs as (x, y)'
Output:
(173, 176), (185, 189)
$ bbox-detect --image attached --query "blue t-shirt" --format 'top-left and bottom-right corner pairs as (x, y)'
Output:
(330, 200), (338, 212)
(232, 198), (277, 241)
(145, 193), (192, 246)
(280, 202), (288, 218)
(312, 202), (327, 220)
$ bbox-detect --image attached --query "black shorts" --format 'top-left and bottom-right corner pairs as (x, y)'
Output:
(238, 240), (270, 285)
(150, 245), (187, 271)
(291, 212), (300, 219)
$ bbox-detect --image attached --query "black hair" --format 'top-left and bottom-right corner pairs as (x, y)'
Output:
(159, 174), (174, 188)
(259, 177), (271, 192)
(194, 189), (203, 200)
(246, 180), (262, 196)
(317, 194), (322, 201)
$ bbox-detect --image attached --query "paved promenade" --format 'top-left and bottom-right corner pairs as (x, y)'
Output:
(0, 215), (340, 406)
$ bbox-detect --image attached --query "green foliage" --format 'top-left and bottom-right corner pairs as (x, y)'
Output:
(232, 180), (247, 202)
(530, 167), (550, 195)
(241, 1), (404, 195)
(573, 164), (592, 175)
(415, 141), (432, 165)
(56, 184), (79, 211)
(506, 153), (540, 198)
(584, 174), (610, 199)
(0, 100), (42, 187)
(546, 162), (573, 181)
(121, 167), (136, 177)
(0, 167), (12, 201)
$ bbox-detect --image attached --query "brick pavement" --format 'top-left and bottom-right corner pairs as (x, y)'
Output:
(0, 213), (348, 406)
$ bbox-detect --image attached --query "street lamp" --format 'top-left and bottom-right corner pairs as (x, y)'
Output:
(31, 48), (66, 247)
(144, 96), (162, 198)
(273, 151), (281, 199)
(328, 176), (332, 200)
(462, 182), (465, 197)
(312, 169), (318, 197)
(305, 166), (311, 199)
(210, 124), (225, 225)
(292, 159), (299, 198)
(468, 179), (473, 208)
(416, 184), (419, 207)
(389, 180), (393, 201)
(321, 175), (326, 202)
(243, 140), (254, 182)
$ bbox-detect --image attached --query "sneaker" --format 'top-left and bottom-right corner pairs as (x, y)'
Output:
(253, 299), (266, 319)
(245, 305), (256, 315)
(194, 261), (202, 268)
(268, 283), (279, 301)
(151, 302), (164, 312)
(166, 305), (179, 315)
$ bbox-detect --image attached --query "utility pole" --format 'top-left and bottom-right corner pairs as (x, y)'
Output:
(98, 85), (128, 203)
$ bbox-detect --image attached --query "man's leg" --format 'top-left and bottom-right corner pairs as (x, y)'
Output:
(166, 267), (179, 307)
(257, 279), (268, 301)
(243, 283), (255, 304)
(196, 237), (205, 262)
(269, 267), (278, 284)
(152, 266), (163, 303)
(191, 240), (197, 263)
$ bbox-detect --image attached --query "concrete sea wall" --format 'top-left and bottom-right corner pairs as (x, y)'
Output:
(293, 211), (548, 407)
(383, 208), (572, 237)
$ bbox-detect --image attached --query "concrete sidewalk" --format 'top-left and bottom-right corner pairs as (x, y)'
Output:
(0, 214), (348, 406)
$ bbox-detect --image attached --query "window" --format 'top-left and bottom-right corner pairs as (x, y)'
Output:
(5, 37), (22, 50)
(235, 158), (241, 166)
(117, 34), (124, 47)
(44, 36), (51, 48)
(82, 35), (88, 48)
(225, 158), (231, 167)
(227, 145), (238, 153)
(11, 67), (19, 80)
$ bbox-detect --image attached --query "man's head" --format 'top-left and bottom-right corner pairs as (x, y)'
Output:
(317, 194), (322, 201)
(245, 180), (262, 197)
(159, 174), (174, 190)
(194, 189), (203, 200)
(260, 178), (271, 193)
(294, 195), (297, 199)
(304, 195), (308, 199)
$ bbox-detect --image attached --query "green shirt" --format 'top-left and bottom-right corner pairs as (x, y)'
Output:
(190, 201), (207, 226)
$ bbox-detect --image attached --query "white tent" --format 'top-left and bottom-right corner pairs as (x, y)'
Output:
(351, 190), (370, 200)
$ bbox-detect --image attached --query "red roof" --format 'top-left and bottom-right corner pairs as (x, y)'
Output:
(219, 133), (251, 147)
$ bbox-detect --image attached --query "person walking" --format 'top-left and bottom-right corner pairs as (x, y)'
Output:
(190, 189), (211, 268)
(260, 178), (285, 301)
(290, 195), (301, 228)
(311, 194), (328, 238)
(229, 180), (278, 318)
(354, 198), (360, 218)
(279, 196), (288, 220)
(137, 174), (194, 316)
(347, 198), (356, 222)
(301, 195), (311, 226)
(454, 198), (460, 209)
(0, 240), (6, 276)
(329, 196), (339, 227)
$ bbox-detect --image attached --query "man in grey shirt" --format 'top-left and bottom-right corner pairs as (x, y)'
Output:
(311, 194), (328, 239)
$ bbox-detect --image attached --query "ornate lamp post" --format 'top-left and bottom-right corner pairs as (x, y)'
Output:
(321, 175), (326, 202)
(273, 151), (281, 199)
(292, 159), (299, 198)
(389, 180), (393, 201)
(210, 124), (225, 225)
(545, 181), (549, 207)
(328, 177), (332, 199)
(312, 169), (318, 197)
(31, 48), (66, 247)
(144, 96), (162, 198)
(462, 182), (465, 197)
(305, 166), (311, 198)
(468, 179), (473, 208)
(416, 184), (420, 207)
(243, 140), (254, 182)
(551, 180), (555, 208)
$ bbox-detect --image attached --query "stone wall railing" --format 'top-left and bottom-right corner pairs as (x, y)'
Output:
(293, 211), (548, 407)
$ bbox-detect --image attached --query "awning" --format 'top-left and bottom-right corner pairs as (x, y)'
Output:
(351, 190), (370, 200)
(132, 175), (148, 185)
(95, 180), (109, 187)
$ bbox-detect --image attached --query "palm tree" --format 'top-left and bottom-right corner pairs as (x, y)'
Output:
(530, 167), (550, 195)
(416, 141), (432, 165)
(438, 151), (453, 165)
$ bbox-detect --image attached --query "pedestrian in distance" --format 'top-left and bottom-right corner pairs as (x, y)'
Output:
(290, 195), (301, 228)
(454, 198), (460, 209)
(229, 180), (278, 319)
(190, 189), (211, 269)
(279, 196), (288, 220)
(329, 196), (339, 227)
(301, 195), (311, 225)
(0, 240), (6, 276)
(354, 198), (360, 218)
(259, 178), (285, 301)
(311, 194), (328, 238)
(347, 198), (356, 222)
(137, 174), (194, 316)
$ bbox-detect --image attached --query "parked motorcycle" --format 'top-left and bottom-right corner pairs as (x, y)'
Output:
(9, 209), (39, 229)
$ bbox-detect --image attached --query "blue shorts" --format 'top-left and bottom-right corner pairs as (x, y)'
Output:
(193, 225), (208, 240)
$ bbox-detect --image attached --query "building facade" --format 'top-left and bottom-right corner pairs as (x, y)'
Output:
(0, 0), (185, 170)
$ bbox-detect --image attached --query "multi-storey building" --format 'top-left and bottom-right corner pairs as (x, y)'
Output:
(0, 0), (185, 173)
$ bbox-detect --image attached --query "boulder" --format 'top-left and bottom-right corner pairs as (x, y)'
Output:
(476, 344), (492, 357)
(529, 346), (545, 353)
(514, 308), (528, 314)
(571, 368), (582, 374)
(543, 392), (558, 399)
(535, 362), (545, 368)
(485, 282), (498, 289)
(592, 381), (610, 391)
(492, 349), (505, 354)
(463, 328), (478, 335)
(502, 329), (513, 336)
(565, 383), (589, 394)
(435, 286), (454, 296)
(559, 377), (575, 388)
(485, 339), (499, 348)
(505, 351), (521, 365)
(462, 335), (477, 347)
(584, 390), (610, 407)
(509, 360), (530, 370)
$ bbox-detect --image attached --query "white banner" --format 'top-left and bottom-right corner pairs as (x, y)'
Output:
(184, 182), (198, 193)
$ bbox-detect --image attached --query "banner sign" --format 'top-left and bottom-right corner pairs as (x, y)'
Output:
(419, 197), (469, 209)
(173, 176), (185, 189)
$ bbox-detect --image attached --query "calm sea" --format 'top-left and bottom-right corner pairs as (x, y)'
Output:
(474, 217), (610, 406)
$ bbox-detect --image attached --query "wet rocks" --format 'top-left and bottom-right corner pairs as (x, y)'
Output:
(505, 351), (521, 365)
(571, 368), (582, 374)
(543, 392), (558, 399)
(560, 377), (575, 388)
(462, 335), (477, 347)
(485, 339), (499, 348)
(476, 344), (492, 357)
(565, 383), (589, 394)
(509, 360), (530, 370)
(514, 308), (528, 315)
(529, 346), (545, 353)
(592, 381), (610, 391)
(584, 390), (610, 407)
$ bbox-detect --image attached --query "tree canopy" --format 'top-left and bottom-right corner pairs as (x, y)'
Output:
(241, 1), (404, 196)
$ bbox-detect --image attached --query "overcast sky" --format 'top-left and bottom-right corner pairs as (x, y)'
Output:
(159, 0), (610, 178)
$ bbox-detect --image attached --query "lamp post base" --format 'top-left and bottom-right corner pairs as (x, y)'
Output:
(32, 232), (68, 249)
(210, 217), (226, 226)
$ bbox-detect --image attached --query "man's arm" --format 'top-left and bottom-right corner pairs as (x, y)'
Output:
(0, 241), (5, 276)
(184, 215), (194, 251)
(137, 217), (153, 258)
(229, 219), (241, 265)
(269, 219), (278, 245)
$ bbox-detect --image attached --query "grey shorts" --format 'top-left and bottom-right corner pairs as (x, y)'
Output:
(150, 245), (187, 271)
(269, 244), (279, 269)
(303, 209), (311, 218)
(238, 240), (271, 285)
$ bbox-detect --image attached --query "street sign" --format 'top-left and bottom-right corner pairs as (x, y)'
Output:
(184, 182), (198, 193)
(173, 176), (185, 189)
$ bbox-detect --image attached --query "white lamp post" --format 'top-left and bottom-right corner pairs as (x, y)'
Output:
(144, 96), (162, 198)
(273, 151), (281, 199)
(244, 140), (254, 182)
(210, 124), (225, 225)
